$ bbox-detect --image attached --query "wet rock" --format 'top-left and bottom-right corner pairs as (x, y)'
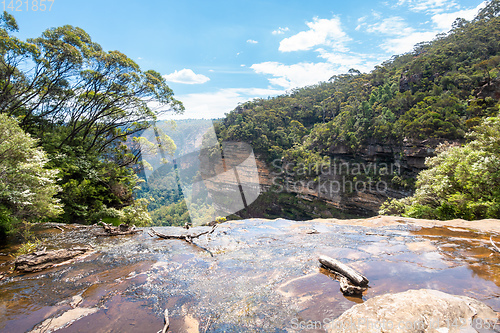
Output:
(329, 289), (499, 333)
(14, 246), (92, 272)
(70, 295), (83, 308)
(30, 307), (99, 333)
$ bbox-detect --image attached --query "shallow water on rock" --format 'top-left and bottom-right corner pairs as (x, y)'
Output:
(0, 219), (499, 332)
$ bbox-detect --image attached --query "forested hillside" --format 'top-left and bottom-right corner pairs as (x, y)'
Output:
(214, 0), (500, 220)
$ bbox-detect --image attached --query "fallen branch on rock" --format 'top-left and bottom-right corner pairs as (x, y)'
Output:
(149, 225), (217, 257)
(96, 221), (141, 236)
(156, 309), (169, 333)
(15, 246), (93, 272)
(148, 225), (217, 243)
(491, 236), (500, 253)
(319, 255), (369, 296)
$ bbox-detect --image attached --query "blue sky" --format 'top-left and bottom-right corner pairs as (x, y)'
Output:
(10, 0), (487, 119)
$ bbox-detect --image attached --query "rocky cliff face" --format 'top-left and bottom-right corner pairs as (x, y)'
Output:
(250, 137), (459, 218)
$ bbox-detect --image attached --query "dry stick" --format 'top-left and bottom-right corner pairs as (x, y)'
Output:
(162, 309), (169, 333)
(148, 226), (217, 257)
(156, 309), (169, 333)
(53, 226), (64, 232)
(148, 225), (217, 241)
(39, 314), (56, 333)
(491, 236), (500, 253)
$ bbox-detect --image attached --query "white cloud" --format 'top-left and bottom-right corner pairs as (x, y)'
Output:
(163, 69), (210, 84)
(431, 1), (487, 31)
(372, 11), (383, 19)
(357, 16), (367, 23)
(381, 31), (438, 54)
(316, 49), (383, 73)
(250, 53), (384, 90)
(404, 0), (458, 13)
(272, 27), (290, 35)
(247, 39), (258, 44)
(366, 16), (415, 36)
(279, 17), (350, 52)
(166, 88), (285, 119)
(251, 15), (386, 89)
(251, 61), (339, 89)
(359, 1), (486, 56)
(355, 16), (368, 30)
(137, 57), (143, 60)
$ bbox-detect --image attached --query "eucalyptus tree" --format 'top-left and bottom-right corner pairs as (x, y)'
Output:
(0, 12), (184, 223)
(0, 12), (183, 161)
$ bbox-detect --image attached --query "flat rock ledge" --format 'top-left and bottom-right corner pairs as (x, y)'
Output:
(15, 246), (92, 272)
(328, 289), (499, 333)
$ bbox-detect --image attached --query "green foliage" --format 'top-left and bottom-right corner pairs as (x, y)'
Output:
(0, 14), (183, 227)
(214, 216), (227, 224)
(380, 116), (500, 220)
(396, 94), (466, 140)
(0, 113), (62, 225)
(0, 205), (18, 240)
(89, 199), (152, 227)
(120, 198), (152, 227)
(150, 200), (191, 226)
(49, 150), (141, 223)
(16, 238), (42, 257)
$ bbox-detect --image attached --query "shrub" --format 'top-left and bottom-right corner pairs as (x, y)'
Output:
(380, 116), (500, 220)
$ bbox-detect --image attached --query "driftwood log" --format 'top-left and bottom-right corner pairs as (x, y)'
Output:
(15, 246), (93, 272)
(319, 255), (369, 296)
(97, 221), (141, 236)
(148, 225), (217, 243)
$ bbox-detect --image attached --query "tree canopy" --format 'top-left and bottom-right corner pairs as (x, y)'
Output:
(0, 12), (183, 233)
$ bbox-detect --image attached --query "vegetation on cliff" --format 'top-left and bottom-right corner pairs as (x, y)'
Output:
(380, 116), (500, 220)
